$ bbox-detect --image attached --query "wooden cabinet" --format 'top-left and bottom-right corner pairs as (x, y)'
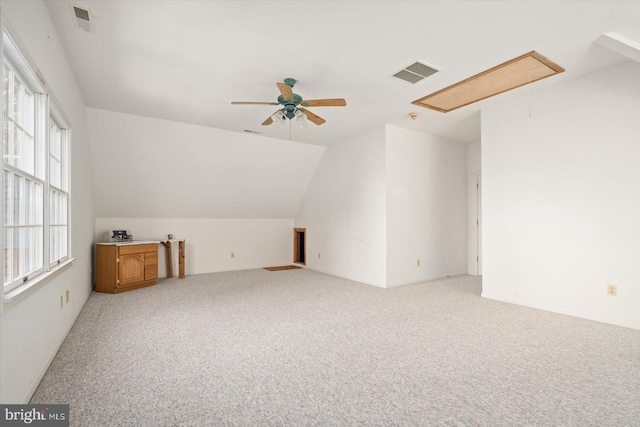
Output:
(96, 243), (158, 293)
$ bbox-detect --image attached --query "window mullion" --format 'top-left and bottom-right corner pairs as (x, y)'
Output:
(2, 164), (42, 185)
(18, 182), (24, 279)
(37, 93), (49, 272)
(7, 68), (14, 166)
(5, 173), (12, 284)
(3, 115), (33, 138)
(48, 183), (66, 193)
(1, 30), (4, 289)
(63, 127), (70, 260)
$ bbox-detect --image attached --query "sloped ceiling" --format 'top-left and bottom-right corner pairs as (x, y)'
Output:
(46, 1), (640, 145)
(87, 108), (325, 218)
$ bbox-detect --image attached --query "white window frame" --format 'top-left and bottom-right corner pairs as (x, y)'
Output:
(1, 17), (73, 297)
(47, 112), (70, 267)
(2, 56), (45, 292)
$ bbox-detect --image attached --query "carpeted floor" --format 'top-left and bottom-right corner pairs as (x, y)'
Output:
(31, 269), (640, 426)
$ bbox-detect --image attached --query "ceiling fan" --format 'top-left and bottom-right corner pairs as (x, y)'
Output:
(231, 78), (346, 126)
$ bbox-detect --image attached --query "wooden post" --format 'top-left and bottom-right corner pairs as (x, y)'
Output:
(179, 240), (186, 279)
(160, 241), (173, 278)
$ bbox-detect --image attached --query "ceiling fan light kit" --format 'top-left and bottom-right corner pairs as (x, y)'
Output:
(232, 78), (346, 127)
(294, 110), (309, 127)
(271, 111), (287, 127)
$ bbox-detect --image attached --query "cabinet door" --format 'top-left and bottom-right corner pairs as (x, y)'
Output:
(118, 253), (145, 287)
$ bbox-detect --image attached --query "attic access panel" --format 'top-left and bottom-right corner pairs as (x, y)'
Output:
(412, 51), (564, 113)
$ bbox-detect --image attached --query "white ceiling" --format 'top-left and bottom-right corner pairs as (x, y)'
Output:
(46, 1), (640, 145)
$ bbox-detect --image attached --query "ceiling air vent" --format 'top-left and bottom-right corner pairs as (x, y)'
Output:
(392, 61), (439, 84)
(72, 5), (93, 32)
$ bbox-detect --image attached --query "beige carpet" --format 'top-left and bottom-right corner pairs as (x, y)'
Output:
(31, 269), (640, 426)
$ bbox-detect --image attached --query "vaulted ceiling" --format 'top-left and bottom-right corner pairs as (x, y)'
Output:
(46, 1), (640, 145)
(86, 108), (325, 218)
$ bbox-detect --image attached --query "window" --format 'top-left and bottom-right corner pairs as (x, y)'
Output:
(2, 30), (71, 293)
(2, 59), (43, 289)
(49, 117), (69, 265)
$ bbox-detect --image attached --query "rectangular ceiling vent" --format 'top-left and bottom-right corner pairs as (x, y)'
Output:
(71, 4), (93, 32)
(392, 61), (439, 84)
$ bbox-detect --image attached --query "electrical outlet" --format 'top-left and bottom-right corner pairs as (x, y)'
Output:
(66, 290), (70, 303)
(231, 252), (234, 258)
(417, 259), (420, 267)
(607, 284), (617, 296)
(60, 296), (63, 309)
(318, 253), (321, 259)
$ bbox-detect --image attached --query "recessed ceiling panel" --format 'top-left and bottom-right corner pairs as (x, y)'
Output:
(412, 51), (564, 113)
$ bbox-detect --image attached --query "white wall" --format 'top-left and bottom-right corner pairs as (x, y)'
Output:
(86, 108), (325, 218)
(95, 218), (293, 275)
(482, 62), (640, 330)
(467, 141), (481, 275)
(88, 109), (325, 278)
(0, 2), (96, 403)
(385, 125), (467, 287)
(294, 126), (387, 287)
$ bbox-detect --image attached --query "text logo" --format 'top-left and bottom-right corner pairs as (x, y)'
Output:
(1, 405), (69, 426)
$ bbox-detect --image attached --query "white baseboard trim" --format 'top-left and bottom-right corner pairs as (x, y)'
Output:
(386, 272), (468, 288)
(300, 267), (468, 289)
(183, 265), (295, 276)
(300, 265), (386, 288)
(20, 286), (92, 404)
(481, 292), (640, 331)
(161, 265), (384, 286)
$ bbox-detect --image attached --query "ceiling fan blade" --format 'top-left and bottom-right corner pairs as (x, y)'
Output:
(300, 99), (347, 107)
(276, 82), (294, 102)
(262, 109), (282, 126)
(299, 108), (326, 125)
(231, 102), (279, 105)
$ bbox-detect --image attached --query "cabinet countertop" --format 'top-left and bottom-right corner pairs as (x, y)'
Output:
(96, 239), (184, 246)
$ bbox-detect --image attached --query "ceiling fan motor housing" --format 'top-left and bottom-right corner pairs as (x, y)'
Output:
(278, 93), (303, 105)
(284, 105), (296, 119)
(278, 93), (303, 119)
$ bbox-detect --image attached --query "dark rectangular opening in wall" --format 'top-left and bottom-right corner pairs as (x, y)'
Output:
(294, 228), (306, 265)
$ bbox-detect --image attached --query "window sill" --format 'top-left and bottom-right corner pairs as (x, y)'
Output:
(2, 258), (76, 304)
